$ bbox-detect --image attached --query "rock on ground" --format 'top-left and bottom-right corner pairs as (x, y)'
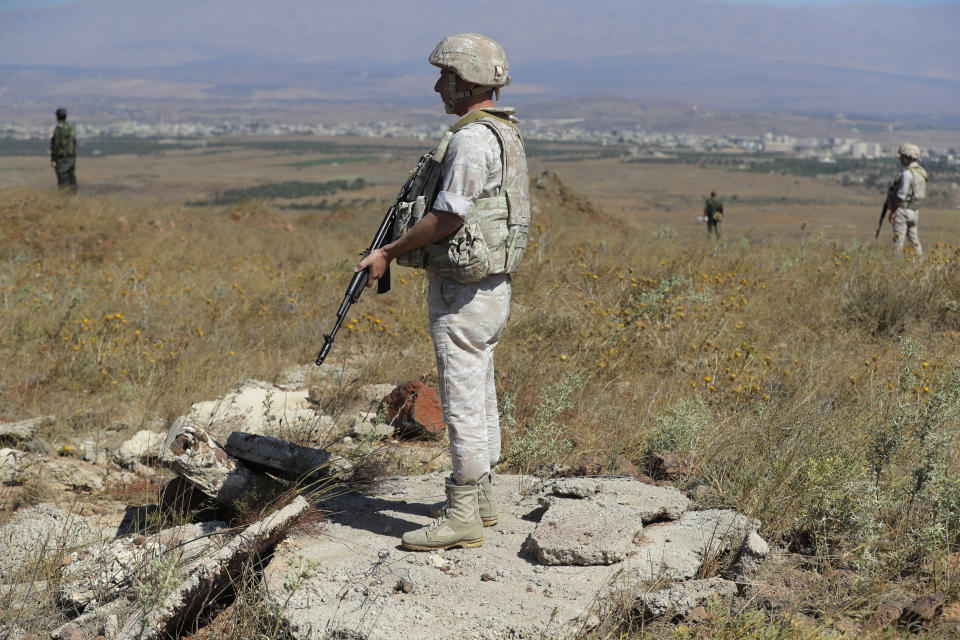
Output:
(117, 496), (309, 640)
(381, 381), (445, 440)
(0, 416), (54, 445)
(0, 504), (106, 582)
(265, 473), (765, 640)
(113, 429), (165, 468)
(527, 495), (644, 565)
(178, 379), (322, 443)
(224, 431), (331, 481)
(58, 521), (228, 612)
(635, 577), (738, 618)
(160, 418), (268, 504)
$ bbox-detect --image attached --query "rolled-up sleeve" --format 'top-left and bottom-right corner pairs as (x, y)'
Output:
(433, 125), (499, 221)
(896, 169), (913, 202)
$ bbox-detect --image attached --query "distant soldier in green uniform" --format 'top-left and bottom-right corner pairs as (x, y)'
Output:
(704, 191), (723, 237)
(50, 107), (77, 193)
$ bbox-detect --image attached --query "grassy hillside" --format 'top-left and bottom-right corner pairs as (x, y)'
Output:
(1, 177), (959, 637)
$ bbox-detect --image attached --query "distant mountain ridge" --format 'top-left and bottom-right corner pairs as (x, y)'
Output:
(1, 0), (958, 116)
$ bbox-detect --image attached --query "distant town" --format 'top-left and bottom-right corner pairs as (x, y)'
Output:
(1, 117), (957, 164)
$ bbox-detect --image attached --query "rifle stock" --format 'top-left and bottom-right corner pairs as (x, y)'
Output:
(876, 178), (898, 239)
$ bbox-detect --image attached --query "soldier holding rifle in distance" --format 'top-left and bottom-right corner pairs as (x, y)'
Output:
(326, 33), (530, 551)
(882, 143), (927, 257)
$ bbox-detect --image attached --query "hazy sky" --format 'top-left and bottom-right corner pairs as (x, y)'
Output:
(1, 0), (959, 8)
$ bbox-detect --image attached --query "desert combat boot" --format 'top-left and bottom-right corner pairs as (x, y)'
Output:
(402, 478), (484, 550)
(429, 472), (499, 526)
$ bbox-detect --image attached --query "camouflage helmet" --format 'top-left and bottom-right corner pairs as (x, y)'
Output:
(429, 33), (511, 88)
(55, 107), (67, 120)
(430, 34), (510, 112)
(897, 143), (921, 160)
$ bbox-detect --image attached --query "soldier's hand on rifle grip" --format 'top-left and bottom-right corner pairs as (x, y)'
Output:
(355, 247), (392, 288)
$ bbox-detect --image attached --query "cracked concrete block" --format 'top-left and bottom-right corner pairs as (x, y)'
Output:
(58, 521), (228, 612)
(542, 477), (689, 522)
(224, 431), (331, 480)
(179, 380), (320, 443)
(0, 504), (104, 582)
(724, 530), (770, 583)
(116, 496), (308, 640)
(627, 509), (756, 582)
(637, 577), (738, 618)
(160, 417), (264, 504)
(526, 495), (644, 565)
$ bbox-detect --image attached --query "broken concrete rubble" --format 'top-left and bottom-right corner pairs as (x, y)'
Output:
(113, 429), (164, 469)
(177, 379), (321, 443)
(526, 479), (693, 566)
(636, 577), (738, 618)
(0, 504), (106, 582)
(224, 431), (331, 481)
(160, 418), (266, 504)
(527, 494), (644, 565)
(350, 412), (394, 439)
(117, 495), (309, 640)
(628, 509), (757, 582)
(57, 520), (228, 612)
(724, 529), (770, 584)
(0, 415), (55, 445)
(0, 447), (21, 482)
(266, 472), (767, 640)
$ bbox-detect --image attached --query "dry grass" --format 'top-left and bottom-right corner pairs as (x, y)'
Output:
(2, 175), (960, 637)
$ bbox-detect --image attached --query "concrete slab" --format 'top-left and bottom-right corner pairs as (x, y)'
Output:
(264, 473), (762, 640)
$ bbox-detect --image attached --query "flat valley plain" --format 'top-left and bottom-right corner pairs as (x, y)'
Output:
(2, 132), (959, 243)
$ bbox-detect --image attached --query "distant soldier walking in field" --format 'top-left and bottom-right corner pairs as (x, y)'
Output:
(887, 143), (926, 257)
(50, 107), (77, 193)
(704, 191), (723, 238)
(355, 34), (528, 551)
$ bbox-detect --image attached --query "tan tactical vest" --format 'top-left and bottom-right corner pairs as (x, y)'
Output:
(393, 108), (530, 283)
(902, 163), (927, 209)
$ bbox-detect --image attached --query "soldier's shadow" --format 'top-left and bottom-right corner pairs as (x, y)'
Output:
(318, 491), (437, 540)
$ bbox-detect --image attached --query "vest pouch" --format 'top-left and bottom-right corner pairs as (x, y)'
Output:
(424, 220), (491, 283)
(395, 197), (429, 269)
(473, 196), (509, 272)
(447, 220), (491, 283)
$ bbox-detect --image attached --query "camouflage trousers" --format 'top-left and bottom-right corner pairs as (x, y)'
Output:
(428, 272), (511, 485)
(892, 208), (922, 256)
(54, 156), (77, 193)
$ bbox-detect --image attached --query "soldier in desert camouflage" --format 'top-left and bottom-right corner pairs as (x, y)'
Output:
(50, 107), (77, 193)
(356, 33), (529, 551)
(888, 143), (927, 257)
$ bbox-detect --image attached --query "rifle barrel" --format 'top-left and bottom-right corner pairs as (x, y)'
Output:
(315, 208), (396, 366)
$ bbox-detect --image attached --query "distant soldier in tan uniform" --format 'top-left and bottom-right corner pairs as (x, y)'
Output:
(356, 34), (529, 550)
(888, 143), (927, 257)
(50, 107), (77, 193)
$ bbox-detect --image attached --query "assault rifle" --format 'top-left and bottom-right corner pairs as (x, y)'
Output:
(315, 208), (395, 366)
(315, 157), (437, 366)
(875, 179), (899, 239)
